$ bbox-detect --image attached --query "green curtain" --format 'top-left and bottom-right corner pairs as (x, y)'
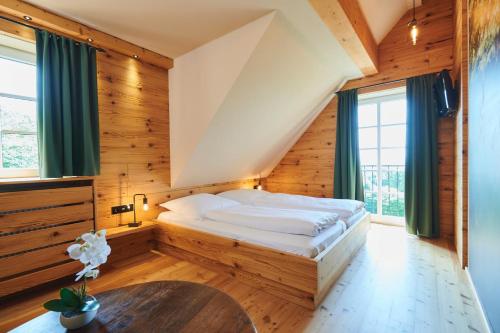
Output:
(36, 30), (100, 178)
(405, 74), (440, 238)
(334, 89), (364, 201)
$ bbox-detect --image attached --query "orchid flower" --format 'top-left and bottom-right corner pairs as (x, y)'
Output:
(67, 230), (111, 281)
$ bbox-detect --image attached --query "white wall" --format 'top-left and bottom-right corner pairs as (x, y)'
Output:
(170, 10), (360, 188)
(169, 13), (275, 187)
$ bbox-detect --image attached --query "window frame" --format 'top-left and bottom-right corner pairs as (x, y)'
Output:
(358, 90), (406, 224)
(0, 40), (38, 179)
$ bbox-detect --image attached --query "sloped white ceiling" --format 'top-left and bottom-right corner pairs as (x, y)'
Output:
(170, 10), (359, 187)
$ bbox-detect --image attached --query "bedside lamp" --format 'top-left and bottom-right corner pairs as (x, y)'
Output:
(129, 193), (148, 227)
(253, 175), (263, 190)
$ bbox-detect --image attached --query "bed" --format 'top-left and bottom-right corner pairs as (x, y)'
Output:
(153, 192), (370, 309)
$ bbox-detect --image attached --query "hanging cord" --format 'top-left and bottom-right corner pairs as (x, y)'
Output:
(413, 0), (416, 21)
(0, 14), (105, 52)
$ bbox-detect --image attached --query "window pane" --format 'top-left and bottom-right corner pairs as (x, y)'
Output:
(0, 57), (36, 98)
(381, 165), (405, 194)
(381, 192), (405, 217)
(359, 127), (377, 149)
(380, 99), (406, 125)
(364, 192), (378, 214)
(381, 148), (405, 165)
(360, 149), (377, 165)
(381, 124), (406, 148)
(0, 97), (37, 132)
(361, 164), (377, 192)
(361, 163), (378, 214)
(358, 103), (377, 127)
(1, 133), (38, 169)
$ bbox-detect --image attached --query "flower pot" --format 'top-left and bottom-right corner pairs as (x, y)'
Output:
(59, 296), (100, 330)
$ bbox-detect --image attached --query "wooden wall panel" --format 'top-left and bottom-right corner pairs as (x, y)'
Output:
(93, 51), (257, 229)
(266, 97), (336, 198)
(267, 0), (455, 239)
(343, 0), (454, 90)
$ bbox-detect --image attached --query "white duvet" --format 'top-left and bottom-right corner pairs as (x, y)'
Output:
(253, 194), (364, 219)
(205, 205), (339, 236)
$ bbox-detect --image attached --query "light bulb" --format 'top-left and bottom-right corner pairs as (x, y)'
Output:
(257, 184), (263, 191)
(410, 24), (418, 46)
(143, 203), (149, 211)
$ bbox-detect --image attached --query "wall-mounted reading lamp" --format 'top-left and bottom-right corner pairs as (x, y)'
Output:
(129, 193), (148, 227)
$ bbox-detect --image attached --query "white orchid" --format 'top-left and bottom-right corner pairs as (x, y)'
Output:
(67, 230), (111, 281)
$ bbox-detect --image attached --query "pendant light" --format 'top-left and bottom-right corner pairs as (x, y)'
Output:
(408, 0), (418, 46)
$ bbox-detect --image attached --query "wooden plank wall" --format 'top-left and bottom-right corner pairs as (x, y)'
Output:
(91, 50), (259, 229)
(0, 19), (258, 231)
(453, 0), (468, 267)
(342, 0), (454, 90)
(266, 0), (455, 239)
(266, 97), (337, 198)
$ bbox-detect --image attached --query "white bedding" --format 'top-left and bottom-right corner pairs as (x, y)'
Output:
(218, 190), (364, 220)
(157, 211), (353, 258)
(343, 208), (367, 228)
(205, 205), (339, 236)
(157, 211), (367, 258)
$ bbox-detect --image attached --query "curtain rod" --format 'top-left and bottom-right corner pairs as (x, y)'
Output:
(337, 77), (406, 93)
(344, 70), (444, 92)
(356, 78), (406, 90)
(0, 15), (105, 52)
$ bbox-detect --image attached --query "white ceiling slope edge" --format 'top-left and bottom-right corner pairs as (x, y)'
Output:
(170, 11), (359, 188)
(169, 13), (275, 188)
(358, 0), (422, 43)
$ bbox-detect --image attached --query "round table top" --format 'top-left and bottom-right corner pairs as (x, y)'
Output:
(12, 281), (257, 333)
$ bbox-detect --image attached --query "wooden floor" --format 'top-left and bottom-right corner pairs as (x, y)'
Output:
(0, 224), (486, 333)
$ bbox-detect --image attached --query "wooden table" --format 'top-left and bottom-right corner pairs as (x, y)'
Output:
(11, 281), (257, 333)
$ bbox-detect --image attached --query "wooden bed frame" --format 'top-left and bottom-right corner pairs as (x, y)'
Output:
(154, 213), (370, 310)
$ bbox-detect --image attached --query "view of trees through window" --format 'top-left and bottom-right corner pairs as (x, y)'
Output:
(0, 55), (38, 172)
(358, 92), (406, 219)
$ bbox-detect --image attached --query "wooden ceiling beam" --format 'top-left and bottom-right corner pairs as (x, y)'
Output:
(0, 0), (173, 70)
(309, 0), (378, 75)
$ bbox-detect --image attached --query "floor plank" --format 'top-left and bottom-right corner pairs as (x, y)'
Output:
(0, 224), (487, 333)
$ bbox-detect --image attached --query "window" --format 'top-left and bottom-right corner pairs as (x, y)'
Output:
(0, 34), (38, 178)
(358, 88), (406, 223)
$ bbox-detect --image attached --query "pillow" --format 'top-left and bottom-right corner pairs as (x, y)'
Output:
(159, 193), (240, 219)
(217, 189), (270, 204)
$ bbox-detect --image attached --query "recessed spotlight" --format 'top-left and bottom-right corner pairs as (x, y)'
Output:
(132, 54), (139, 59)
(87, 37), (94, 43)
(23, 15), (32, 21)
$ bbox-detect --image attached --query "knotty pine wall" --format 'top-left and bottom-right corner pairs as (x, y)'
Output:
(94, 51), (257, 228)
(267, 0), (455, 239)
(266, 97), (337, 198)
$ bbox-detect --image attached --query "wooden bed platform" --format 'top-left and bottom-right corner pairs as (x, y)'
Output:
(154, 214), (370, 309)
